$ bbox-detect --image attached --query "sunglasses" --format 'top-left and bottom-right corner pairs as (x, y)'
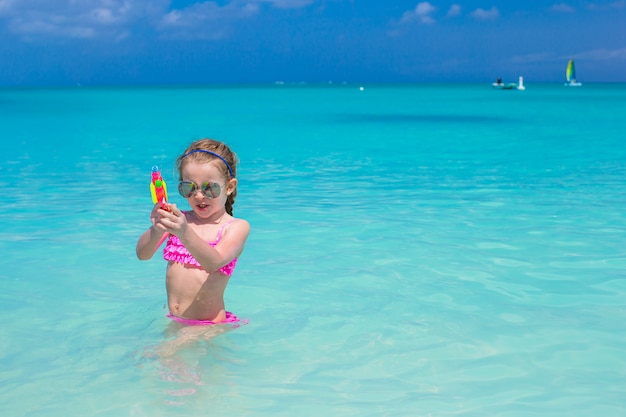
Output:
(178, 181), (225, 199)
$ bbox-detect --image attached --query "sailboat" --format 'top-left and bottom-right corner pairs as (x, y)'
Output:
(564, 59), (582, 87)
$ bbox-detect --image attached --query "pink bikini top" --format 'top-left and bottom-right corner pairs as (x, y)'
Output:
(163, 219), (238, 276)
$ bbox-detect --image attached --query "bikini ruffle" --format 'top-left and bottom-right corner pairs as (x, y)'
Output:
(163, 235), (202, 267)
(163, 234), (237, 275)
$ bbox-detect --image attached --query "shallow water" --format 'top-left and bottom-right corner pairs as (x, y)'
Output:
(1, 83), (626, 416)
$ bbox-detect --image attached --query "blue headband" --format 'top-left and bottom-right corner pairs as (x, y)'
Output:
(181, 149), (235, 177)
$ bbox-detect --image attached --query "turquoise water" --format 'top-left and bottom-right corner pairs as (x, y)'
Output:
(1, 84), (626, 416)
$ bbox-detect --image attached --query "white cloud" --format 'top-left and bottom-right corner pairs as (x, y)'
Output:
(446, 4), (461, 17)
(587, 0), (625, 10)
(470, 6), (499, 20)
(266, 0), (315, 9)
(550, 3), (575, 13)
(0, 0), (319, 41)
(0, 0), (163, 39)
(575, 47), (626, 60)
(511, 48), (626, 65)
(161, 2), (223, 28)
(158, 1), (260, 40)
(401, 2), (437, 24)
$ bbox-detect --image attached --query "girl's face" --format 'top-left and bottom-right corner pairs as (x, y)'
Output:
(179, 161), (236, 219)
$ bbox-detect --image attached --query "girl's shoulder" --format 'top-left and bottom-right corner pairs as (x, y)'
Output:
(225, 216), (250, 231)
(227, 215), (248, 224)
(222, 217), (250, 238)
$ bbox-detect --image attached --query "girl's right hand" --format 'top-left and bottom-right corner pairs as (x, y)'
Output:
(150, 203), (165, 231)
(152, 203), (187, 237)
(136, 203), (175, 260)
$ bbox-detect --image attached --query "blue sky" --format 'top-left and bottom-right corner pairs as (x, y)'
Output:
(1, 0), (624, 86)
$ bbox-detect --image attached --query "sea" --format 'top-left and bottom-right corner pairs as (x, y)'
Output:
(1, 83), (625, 417)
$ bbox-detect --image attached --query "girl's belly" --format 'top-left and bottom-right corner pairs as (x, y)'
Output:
(165, 262), (228, 320)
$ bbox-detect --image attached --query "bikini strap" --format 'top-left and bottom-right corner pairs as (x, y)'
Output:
(214, 219), (236, 242)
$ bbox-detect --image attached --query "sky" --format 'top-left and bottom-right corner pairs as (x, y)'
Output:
(0, 0), (624, 86)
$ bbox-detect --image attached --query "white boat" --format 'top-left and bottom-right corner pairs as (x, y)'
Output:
(492, 76), (525, 90)
(492, 77), (517, 90)
(564, 59), (582, 87)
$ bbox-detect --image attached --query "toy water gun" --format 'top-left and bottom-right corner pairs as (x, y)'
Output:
(150, 166), (170, 247)
(150, 166), (168, 209)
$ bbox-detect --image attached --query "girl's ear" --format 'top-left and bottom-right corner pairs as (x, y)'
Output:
(226, 178), (238, 196)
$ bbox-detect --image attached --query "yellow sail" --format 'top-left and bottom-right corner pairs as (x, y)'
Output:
(566, 59), (575, 82)
(564, 59), (582, 86)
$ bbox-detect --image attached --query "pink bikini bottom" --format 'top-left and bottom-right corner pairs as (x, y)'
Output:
(166, 311), (247, 327)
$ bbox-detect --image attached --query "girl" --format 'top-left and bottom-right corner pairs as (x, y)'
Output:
(136, 138), (250, 327)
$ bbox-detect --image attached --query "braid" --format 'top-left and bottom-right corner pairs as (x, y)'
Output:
(225, 195), (235, 216)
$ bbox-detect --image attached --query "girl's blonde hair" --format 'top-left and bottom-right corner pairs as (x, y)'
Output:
(176, 138), (238, 215)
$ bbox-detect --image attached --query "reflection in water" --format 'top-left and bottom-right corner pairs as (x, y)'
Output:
(158, 321), (239, 357)
(137, 320), (246, 408)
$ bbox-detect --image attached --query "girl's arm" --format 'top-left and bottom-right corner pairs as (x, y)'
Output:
(179, 219), (250, 272)
(161, 206), (250, 272)
(135, 204), (169, 260)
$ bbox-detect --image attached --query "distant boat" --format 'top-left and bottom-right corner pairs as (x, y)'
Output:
(492, 77), (517, 90)
(492, 76), (525, 90)
(564, 59), (582, 87)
